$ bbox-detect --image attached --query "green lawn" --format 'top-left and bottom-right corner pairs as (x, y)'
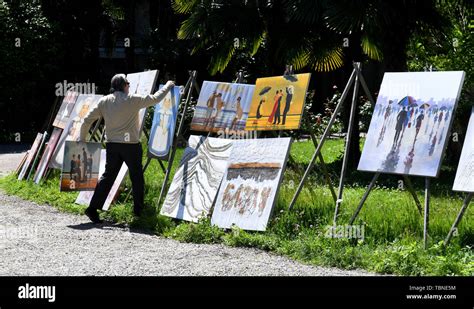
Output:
(1, 138), (473, 276)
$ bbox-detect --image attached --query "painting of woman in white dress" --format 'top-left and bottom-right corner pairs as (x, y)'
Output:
(148, 85), (181, 159)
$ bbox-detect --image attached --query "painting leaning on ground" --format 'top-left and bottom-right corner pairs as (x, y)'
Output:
(453, 107), (474, 192)
(160, 135), (233, 222)
(212, 137), (292, 231)
(358, 71), (465, 178)
(60, 141), (101, 191)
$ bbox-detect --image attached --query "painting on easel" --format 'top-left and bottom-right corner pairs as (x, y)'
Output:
(245, 73), (311, 131)
(358, 71), (465, 177)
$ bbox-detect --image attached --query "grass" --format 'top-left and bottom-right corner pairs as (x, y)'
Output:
(0, 138), (473, 276)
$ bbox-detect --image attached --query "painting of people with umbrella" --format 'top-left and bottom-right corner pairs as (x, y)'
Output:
(358, 71), (465, 177)
(245, 73), (311, 131)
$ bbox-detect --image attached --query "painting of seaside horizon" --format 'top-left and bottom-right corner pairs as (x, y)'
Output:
(245, 73), (311, 131)
(148, 85), (181, 160)
(212, 138), (292, 231)
(160, 136), (233, 222)
(358, 71), (465, 177)
(190, 81), (255, 132)
(453, 107), (474, 192)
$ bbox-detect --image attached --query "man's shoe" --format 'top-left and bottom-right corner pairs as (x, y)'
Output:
(85, 208), (103, 224)
(133, 208), (143, 217)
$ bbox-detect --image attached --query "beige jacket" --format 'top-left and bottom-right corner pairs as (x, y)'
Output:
(79, 82), (174, 143)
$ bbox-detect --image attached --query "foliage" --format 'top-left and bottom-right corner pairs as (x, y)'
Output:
(1, 138), (473, 276)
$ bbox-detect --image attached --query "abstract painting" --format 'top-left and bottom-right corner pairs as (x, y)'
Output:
(453, 107), (474, 192)
(53, 90), (79, 129)
(211, 138), (292, 231)
(60, 141), (101, 191)
(18, 133), (44, 180)
(75, 149), (128, 210)
(358, 71), (465, 177)
(191, 81), (255, 132)
(148, 85), (181, 159)
(49, 94), (103, 169)
(245, 73), (311, 131)
(33, 127), (63, 184)
(160, 135), (233, 222)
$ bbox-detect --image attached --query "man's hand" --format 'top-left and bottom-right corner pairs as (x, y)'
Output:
(165, 80), (175, 88)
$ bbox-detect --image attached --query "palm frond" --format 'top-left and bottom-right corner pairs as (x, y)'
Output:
(361, 33), (383, 61)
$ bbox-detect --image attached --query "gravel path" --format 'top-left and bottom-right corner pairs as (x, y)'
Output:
(0, 193), (373, 276)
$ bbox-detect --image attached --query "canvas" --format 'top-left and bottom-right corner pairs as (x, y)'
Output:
(60, 141), (101, 191)
(245, 73), (311, 131)
(49, 94), (103, 169)
(18, 133), (44, 180)
(52, 91), (79, 129)
(160, 135), (233, 222)
(358, 71), (465, 177)
(148, 85), (181, 159)
(453, 107), (474, 192)
(33, 127), (63, 184)
(75, 149), (128, 210)
(191, 81), (255, 132)
(211, 138), (292, 231)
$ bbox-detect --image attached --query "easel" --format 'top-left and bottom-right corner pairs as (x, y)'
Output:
(156, 70), (200, 207)
(444, 192), (473, 246)
(288, 62), (375, 213)
(282, 64), (337, 203)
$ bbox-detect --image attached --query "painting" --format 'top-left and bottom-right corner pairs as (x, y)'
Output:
(33, 127), (63, 184)
(190, 81), (255, 132)
(75, 149), (128, 210)
(18, 133), (44, 180)
(127, 70), (159, 97)
(49, 94), (103, 169)
(453, 107), (474, 192)
(211, 138), (292, 231)
(148, 85), (181, 159)
(160, 135), (233, 222)
(60, 141), (101, 191)
(245, 73), (311, 131)
(53, 90), (79, 129)
(358, 71), (465, 178)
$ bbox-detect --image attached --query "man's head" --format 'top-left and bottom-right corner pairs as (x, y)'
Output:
(110, 74), (130, 94)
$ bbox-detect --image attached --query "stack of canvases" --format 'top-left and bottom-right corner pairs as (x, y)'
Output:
(161, 73), (311, 231)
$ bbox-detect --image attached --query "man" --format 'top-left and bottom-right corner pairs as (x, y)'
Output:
(87, 154), (93, 180)
(70, 154), (76, 182)
(281, 86), (293, 125)
(204, 91), (218, 127)
(79, 74), (174, 223)
(230, 97), (243, 131)
(82, 147), (88, 182)
(393, 107), (408, 147)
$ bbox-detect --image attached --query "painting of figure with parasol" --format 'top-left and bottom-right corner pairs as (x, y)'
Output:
(245, 73), (311, 131)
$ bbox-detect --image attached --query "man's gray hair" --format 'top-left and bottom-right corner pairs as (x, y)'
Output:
(110, 74), (129, 93)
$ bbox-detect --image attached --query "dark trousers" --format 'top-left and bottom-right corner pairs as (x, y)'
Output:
(88, 143), (144, 213)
